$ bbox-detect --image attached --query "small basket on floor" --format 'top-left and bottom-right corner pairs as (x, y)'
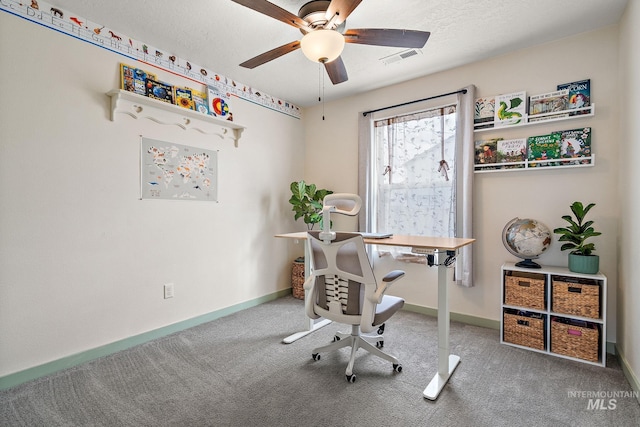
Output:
(291, 258), (305, 300)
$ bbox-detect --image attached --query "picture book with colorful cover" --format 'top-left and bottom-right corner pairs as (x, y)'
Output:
(494, 91), (526, 127)
(207, 86), (233, 121)
(557, 79), (590, 116)
(559, 127), (592, 164)
(528, 89), (569, 117)
(120, 63), (156, 96)
(474, 97), (495, 129)
(145, 78), (174, 104)
(174, 87), (194, 110)
(527, 133), (561, 167)
(192, 89), (209, 115)
(496, 138), (527, 168)
(474, 138), (503, 170)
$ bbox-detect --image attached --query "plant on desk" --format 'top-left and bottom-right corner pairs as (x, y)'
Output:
(288, 180), (333, 230)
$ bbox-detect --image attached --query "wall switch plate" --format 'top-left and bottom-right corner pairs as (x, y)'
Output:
(164, 283), (174, 299)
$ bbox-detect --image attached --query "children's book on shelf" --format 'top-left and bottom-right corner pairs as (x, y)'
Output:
(497, 138), (527, 168)
(120, 63), (156, 96)
(559, 127), (592, 165)
(192, 89), (209, 115)
(557, 79), (590, 116)
(145, 78), (174, 104)
(528, 133), (561, 167)
(494, 91), (527, 127)
(174, 87), (194, 110)
(207, 86), (233, 121)
(528, 89), (569, 119)
(474, 97), (495, 129)
(474, 138), (503, 170)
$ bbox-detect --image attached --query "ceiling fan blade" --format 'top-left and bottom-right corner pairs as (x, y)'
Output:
(344, 29), (431, 48)
(324, 56), (348, 84)
(325, 0), (363, 26)
(240, 40), (301, 69)
(231, 0), (309, 30)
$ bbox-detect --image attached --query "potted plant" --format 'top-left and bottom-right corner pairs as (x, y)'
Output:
(288, 180), (333, 230)
(553, 201), (602, 274)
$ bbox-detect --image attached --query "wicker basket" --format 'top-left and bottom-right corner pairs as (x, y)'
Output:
(504, 272), (546, 310)
(291, 259), (305, 300)
(503, 310), (545, 350)
(552, 278), (600, 319)
(551, 318), (600, 362)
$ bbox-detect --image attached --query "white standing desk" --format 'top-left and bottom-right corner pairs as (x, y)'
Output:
(275, 232), (475, 400)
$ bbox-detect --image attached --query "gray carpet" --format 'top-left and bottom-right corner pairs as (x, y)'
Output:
(1, 296), (639, 426)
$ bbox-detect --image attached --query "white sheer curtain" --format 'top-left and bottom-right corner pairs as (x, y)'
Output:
(374, 107), (457, 241)
(358, 85), (476, 287)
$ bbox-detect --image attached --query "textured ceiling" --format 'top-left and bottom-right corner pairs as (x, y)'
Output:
(46, 0), (628, 107)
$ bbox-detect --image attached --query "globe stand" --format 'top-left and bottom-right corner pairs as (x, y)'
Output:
(515, 258), (542, 269)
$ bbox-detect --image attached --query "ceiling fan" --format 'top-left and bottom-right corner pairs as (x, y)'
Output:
(231, 0), (431, 85)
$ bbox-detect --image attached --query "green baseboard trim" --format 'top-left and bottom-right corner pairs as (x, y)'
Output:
(616, 345), (640, 403)
(0, 289), (290, 391)
(402, 303), (501, 330)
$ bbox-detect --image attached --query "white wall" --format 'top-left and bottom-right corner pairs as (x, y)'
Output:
(618, 0), (640, 388)
(304, 27), (621, 343)
(0, 13), (305, 376)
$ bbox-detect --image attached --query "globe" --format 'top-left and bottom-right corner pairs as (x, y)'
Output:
(502, 218), (552, 268)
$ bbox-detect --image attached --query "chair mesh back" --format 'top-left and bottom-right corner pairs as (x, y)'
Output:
(308, 232), (367, 316)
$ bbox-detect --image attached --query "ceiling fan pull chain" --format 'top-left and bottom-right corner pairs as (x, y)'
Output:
(321, 62), (326, 120)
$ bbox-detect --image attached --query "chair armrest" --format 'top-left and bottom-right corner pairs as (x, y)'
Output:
(303, 275), (321, 320)
(373, 270), (405, 303)
(383, 270), (405, 283)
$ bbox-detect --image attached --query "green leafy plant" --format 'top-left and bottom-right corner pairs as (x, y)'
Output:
(288, 180), (333, 230)
(553, 201), (601, 255)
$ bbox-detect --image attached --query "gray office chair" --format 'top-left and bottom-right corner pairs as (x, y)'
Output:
(304, 228), (405, 382)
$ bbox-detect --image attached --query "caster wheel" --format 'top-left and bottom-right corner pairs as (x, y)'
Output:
(377, 324), (385, 335)
(312, 353), (321, 361)
(376, 340), (384, 348)
(393, 364), (403, 373)
(346, 374), (356, 383)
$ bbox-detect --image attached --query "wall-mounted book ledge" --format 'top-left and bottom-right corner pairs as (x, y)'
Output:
(107, 90), (245, 147)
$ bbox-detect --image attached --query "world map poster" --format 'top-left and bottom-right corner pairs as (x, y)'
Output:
(141, 138), (218, 202)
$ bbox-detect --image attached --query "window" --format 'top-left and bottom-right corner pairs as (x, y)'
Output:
(371, 105), (457, 242)
(358, 85), (475, 286)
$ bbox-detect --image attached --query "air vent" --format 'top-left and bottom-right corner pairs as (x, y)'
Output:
(380, 49), (422, 65)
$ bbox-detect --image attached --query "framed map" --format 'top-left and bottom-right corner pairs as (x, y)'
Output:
(140, 137), (218, 201)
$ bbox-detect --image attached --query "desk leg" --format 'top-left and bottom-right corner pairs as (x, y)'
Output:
(283, 238), (332, 344)
(423, 254), (461, 400)
(283, 317), (332, 344)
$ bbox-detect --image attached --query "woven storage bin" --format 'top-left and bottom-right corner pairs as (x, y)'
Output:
(552, 278), (600, 319)
(551, 318), (599, 362)
(291, 259), (305, 300)
(504, 273), (545, 310)
(503, 310), (545, 350)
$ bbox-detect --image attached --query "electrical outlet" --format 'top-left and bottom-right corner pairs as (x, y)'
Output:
(164, 283), (174, 299)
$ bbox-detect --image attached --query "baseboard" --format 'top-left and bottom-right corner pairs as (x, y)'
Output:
(0, 289), (291, 391)
(616, 345), (640, 403)
(403, 303), (501, 330)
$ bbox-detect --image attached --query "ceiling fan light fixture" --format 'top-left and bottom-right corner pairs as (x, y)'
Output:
(300, 29), (345, 63)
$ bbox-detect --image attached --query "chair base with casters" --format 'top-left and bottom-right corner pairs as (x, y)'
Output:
(311, 322), (403, 383)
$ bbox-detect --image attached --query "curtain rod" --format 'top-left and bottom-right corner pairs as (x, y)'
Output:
(362, 88), (468, 117)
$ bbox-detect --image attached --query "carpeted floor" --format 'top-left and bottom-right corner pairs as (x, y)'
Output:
(1, 296), (639, 426)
